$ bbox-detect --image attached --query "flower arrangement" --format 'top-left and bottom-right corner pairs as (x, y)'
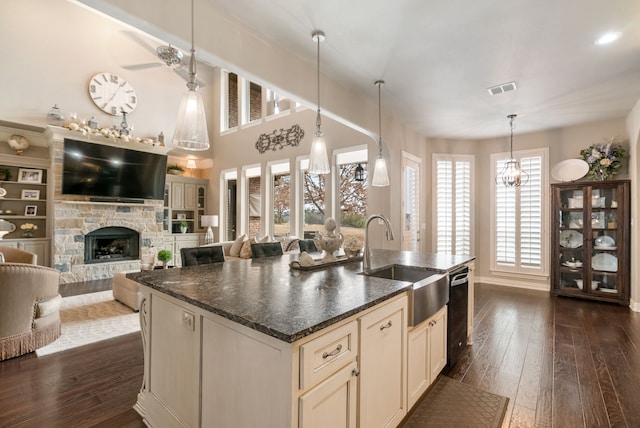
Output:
(20, 223), (38, 231)
(20, 223), (38, 237)
(580, 138), (627, 181)
(343, 237), (363, 257)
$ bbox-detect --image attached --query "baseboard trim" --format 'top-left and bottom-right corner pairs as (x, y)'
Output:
(475, 275), (550, 292)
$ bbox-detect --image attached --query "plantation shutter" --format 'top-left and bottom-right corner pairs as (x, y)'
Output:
(493, 151), (546, 274)
(435, 156), (472, 256)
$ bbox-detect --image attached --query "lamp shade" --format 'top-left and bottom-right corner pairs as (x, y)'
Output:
(201, 215), (219, 227)
(309, 135), (330, 174)
(173, 89), (210, 150)
(371, 157), (390, 187)
(186, 159), (197, 169)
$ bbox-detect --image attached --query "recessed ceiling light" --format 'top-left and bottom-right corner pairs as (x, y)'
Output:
(594, 31), (622, 46)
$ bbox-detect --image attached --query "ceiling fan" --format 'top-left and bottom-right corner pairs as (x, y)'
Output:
(122, 31), (205, 87)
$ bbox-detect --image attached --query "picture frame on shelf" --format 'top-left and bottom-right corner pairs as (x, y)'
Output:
(176, 213), (186, 220)
(25, 205), (37, 216)
(17, 168), (43, 184)
(21, 189), (40, 200)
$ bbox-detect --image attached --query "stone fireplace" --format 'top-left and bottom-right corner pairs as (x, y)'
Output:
(49, 133), (166, 284)
(84, 226), (140, 264)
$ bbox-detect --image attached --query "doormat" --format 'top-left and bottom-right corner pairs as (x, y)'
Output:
(402, 376), (509, 428)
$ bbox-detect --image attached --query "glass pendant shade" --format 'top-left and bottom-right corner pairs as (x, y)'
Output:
(309, 134), (330, 174)
(173, 87), (210, 150)
(372, 156), (390, 187)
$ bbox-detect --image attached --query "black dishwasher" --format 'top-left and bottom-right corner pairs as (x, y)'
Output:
(447, 266), (469, 368)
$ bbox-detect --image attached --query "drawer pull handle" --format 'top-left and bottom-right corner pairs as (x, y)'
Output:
(379, 320), (393, 330)
(322, 344), (342, 359)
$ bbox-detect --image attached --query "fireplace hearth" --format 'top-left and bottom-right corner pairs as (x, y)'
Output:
(84, 227), (140, 264)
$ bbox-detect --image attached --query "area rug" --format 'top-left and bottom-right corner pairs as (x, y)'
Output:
(36, 290), (140, 357)
(402, 376), (509, 428)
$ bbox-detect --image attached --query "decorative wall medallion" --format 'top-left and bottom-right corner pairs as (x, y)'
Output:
(255, 124), (304, 154)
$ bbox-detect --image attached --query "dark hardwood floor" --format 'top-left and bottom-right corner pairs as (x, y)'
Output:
(1, 283), (638, 427)
(445, 284), (640, 428)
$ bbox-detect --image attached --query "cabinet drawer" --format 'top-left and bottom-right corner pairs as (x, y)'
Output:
(299, 320), (358, 390)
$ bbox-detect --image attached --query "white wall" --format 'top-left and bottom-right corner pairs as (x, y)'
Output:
(625, 100), (640, 309)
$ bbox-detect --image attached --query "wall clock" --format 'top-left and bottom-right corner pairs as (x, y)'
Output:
(88, 72), (137, 116)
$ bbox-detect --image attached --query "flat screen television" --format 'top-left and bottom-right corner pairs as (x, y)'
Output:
(62, 138), (167, 201)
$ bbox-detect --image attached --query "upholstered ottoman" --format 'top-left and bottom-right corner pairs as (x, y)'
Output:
(112, 271), (142, 311)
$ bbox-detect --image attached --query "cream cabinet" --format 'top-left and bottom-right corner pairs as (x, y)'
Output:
(407, 305), (447, 408)
(165, 175), (207, 234)
(136, 286), (409, 428)
(358, 295), (408, 428)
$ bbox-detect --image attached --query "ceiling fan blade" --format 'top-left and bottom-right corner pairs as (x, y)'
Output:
(122, 62), (164, 71)
(122, 30), (160, 58)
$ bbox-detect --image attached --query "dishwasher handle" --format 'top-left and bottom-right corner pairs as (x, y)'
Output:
(450, 272), (469, 287)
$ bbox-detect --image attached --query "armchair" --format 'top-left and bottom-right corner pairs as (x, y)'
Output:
(0, 263), (61, 360)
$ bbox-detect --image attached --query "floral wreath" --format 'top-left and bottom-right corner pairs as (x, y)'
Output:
(580, 138), (627, 181)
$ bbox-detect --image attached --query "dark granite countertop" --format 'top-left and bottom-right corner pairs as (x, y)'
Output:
(127, 251), (475, 343)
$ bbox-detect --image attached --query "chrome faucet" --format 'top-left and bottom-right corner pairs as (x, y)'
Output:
(363, 214), (395, 274)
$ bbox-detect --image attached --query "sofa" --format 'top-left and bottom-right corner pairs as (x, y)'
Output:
(0, 263), (62, 360)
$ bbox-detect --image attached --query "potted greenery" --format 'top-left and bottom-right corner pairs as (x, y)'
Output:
(179, 220), (189, 233)
(167, 165), (184, 176)
(0, 168), (11, 181)
(157, 249), (173, 269)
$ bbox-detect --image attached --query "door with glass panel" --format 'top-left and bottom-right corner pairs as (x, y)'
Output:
(402, 153), (421, 251)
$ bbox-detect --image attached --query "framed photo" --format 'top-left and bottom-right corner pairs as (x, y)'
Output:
(17, 168), (43, 184)
(25, 205), (37, 216)
(176, 213), (186, 220)
(21, 189), (40, 200)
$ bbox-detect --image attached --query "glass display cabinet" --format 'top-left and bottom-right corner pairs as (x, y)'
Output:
(551, 180), (630, 304)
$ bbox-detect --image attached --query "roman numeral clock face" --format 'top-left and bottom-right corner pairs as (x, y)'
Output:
(88, 73), (137, 116)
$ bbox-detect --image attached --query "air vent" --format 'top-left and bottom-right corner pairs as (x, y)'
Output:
(487, 81), (517, 96)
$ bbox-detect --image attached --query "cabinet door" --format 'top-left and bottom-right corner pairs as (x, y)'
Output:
(406, 305), (447, 409)
(407, 321), (429, 409)
(174, 236), (200, 267)
(359, 296), (407, 428)
(428, 306), (447, 382)
(184, 183), (197, 210)
(149, 296), (200, 427)
(299, 361), (358, 428)
(171, 182), (185, 209)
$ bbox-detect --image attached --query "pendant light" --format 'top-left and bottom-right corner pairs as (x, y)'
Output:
(497, 114), (528, 187)
(371, 80), (390, 187)
(308, 30), (330, 174)
(173, 0), (210, 151)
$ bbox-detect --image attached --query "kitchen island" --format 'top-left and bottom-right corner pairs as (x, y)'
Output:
(127, 250), (474, 428)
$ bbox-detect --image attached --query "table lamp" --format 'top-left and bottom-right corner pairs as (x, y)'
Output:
(201, 215), (218, 244)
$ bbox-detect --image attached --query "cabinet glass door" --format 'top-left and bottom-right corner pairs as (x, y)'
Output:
(590, 185), (619, 295)
(558, 188), (585, 292)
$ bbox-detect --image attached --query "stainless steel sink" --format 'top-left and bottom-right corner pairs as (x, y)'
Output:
(364, 265), (449, 326)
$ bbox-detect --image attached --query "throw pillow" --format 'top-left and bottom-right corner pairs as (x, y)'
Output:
(258, 235), (271, 243)
(240, 238), (256, 259)
(229, 234), (246, 257)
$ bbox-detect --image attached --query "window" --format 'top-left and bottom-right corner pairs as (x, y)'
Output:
(335, 148), (368, 242)
(299, 158), (326, 239)
(220, 169), (238, 241)
(220, 71), (238, 131)
(491, 148), (548, 275)
(242, 165), (261, 238)
(269, 161), (290, 239)
(266, 89), (290, 116)
(433, 155), (473, 255)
